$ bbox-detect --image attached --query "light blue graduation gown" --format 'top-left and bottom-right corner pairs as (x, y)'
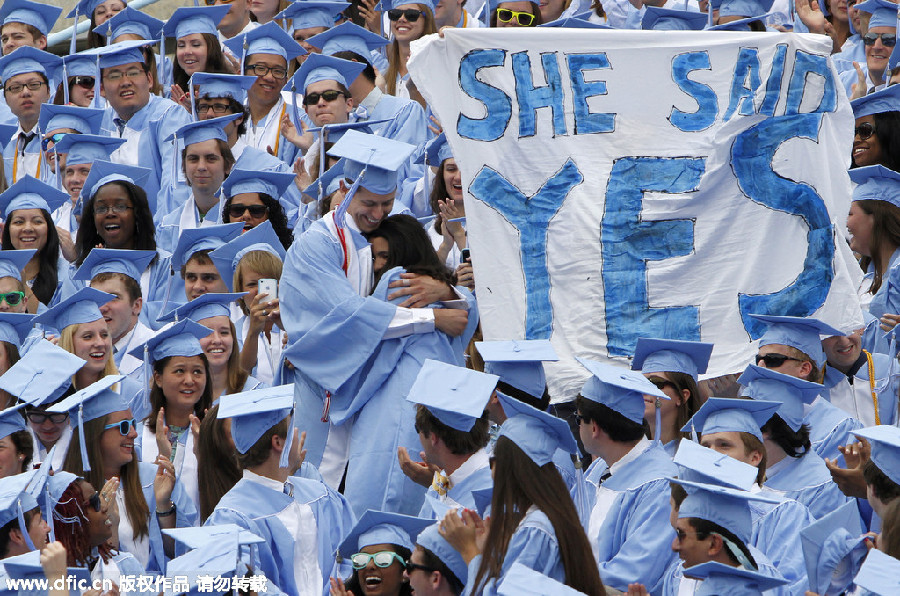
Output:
(358, 89), (429, 147)
(590, 442), (678, 594)
(832, 35), (866, 75)
(135, 461), (199, 575)
(751, 489), (815, 596)
(865, 248), (900, 346)
(462, 508), (566, 596)
(763, 452), (852, 520)
(823, 354), (899, 427)
(804, 397), (864, 463)
(155, 189), (218, 254)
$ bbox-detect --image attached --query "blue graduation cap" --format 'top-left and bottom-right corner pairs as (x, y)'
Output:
(375, 0), (435, 10)
(328, 129), (417, 194)
(92, 7), (163, 41)
(0, 470), (39, 527)
(0, 249), (34, 282)
(424, 133), (453, 167)
(472, 486), (492, 518)
(736, 364), (822, 432)
(476, 339), (557, 400)
(850, 165), (900, 209)
(60, 53), (98, 79)
(685, 561), (790, 596)
(854, 549), (900, 595)
(576, 357), (668, 424)
(80, 160), (152, 201)
(853, 425), (900, 485)
(0, 0), (62, 36)
(0, 340), (83, 406)
(189, 72), (257, 103)
(162, 6), (231, 39)
(169, 222), (244, 272)
(4, 549), (91, 586)
(303, 158), (346, 202)
(671, 477), (780, 544)
(165, 113), (241, 146)
(209, 221), (286, 292)
(498, 396), (578, 466)
(277, 1), (349, 30)
(0, 405), (27, 442)
(306, 21), (390, 58)
(705, 12), (775, 30)
(38, 105), (105, 136)
(405, 359), (498, 431)
(711, 0), (775, 16)
(681, 396), (781, 442)
(749, 313), (844, 367)
(290, 53), (367, 93)
(642, 7), (708, 30)
(67, 0), (105, 19)
(163, 537), (241, 596)
(855, 0), (899, 28)
(95, 39), (157, 70)
(0, 46), (61, 86)
(158, 292), (246, 324)
(632, 338), (713, 380)
(73, 249), (156, 284)
(163, 524), (264, 550)
(0, 312), (36, 349)
(800, 500), (867, 596)
(337, 510), (433, 559)
(217, 384), (295, 467)
(416, 522), (468, 588)
(496, 563), (587, 595)
(47, 471), (79, 506)
(540, 16), (611, 28)
(851, 83), (900, 119)
(221, 168), (296, 201)
(128, 319), (211, 365)
(673, 439), (758, 490)
(51, 134), (126, 167)
(32, 287), (114, 333)
(0, 176), (69, 219)
(223, 21), (306, 63)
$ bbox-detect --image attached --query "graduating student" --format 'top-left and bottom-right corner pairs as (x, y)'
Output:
(162, 6), (233, 98)
(189, 72), (256, 160)
(55, 54), (100, 108)
(0, 0), (60, 56)
(278, 1), (350, 57)
(0, 470), (51, 561)
(849, 83), (900, 171)
(91, 8), (168, 98)
(0, 252), (34, 320)
(219, 158), (296, 247)
(408, 521), (468, 596)
(168, 223), (245, 319)
(853, 425), (900, 523)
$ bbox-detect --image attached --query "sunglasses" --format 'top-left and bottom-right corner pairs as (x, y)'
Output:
(303, 90), (345, 106)
(203, 0), (233, 4)
(25, 411), (68, 425)
(855, 122), (876, 140)
(87, 493), (102, 513)
(70, 76), (95, 90)
(496, 8), (536, 26)
(647, 376), (677, 392)
(406, 561), (436, 574)
(350, 551), (405, 570)
(103, 418), (137, 436)
(41, 133), (66, 152)
(863, 32), (897, 46)
(228, 204), (268, 218)
(388, 8), (423, 21)
(0, 291), (25, 306)
(755, 353), (802, 368)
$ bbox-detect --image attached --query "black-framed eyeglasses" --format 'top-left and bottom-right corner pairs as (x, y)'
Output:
(94, 203), (133, 216)
(406, 561), (437, 574)
(103, 418), (137, 436)
(855, 122), (876, 140)
(70, 76), (95, 89)
(350, 551), (405, 570)
(197, 102), (231, 114)
(245, 64), (288, 80)
(863, 32), (897, 46)
(41, 133), (66, 152)
(388, 8), (423, 21)
(87, 493), (102, 512)
(755, 353), (802, 368)
(25, 411), (68, 425)
(228, 204), (268, 218)
(0, 291), (25, 307)
(303, 90), (345, 106)
(4, 80), (46, 95)
(495, 8), (536, 26)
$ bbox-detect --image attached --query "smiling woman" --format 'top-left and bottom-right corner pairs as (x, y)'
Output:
(384, 1), (437, 99)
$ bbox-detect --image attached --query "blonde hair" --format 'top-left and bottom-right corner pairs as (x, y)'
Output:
(59, 323), (121, 389)
(233, 251), (283, 315)
(385, 5), (437, 96)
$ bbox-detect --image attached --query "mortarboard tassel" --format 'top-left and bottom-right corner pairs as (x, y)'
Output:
(78, 403), (90, 472)
(16, 500), (36, 551)
(279, 409), (295, 468)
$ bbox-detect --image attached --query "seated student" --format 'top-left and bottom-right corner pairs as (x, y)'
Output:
(750, 314), (862, 463)
(278, 0), (350, 59)
(840, 0), (896, 96)
(219, 160), (296, 249)
(684, 397), (815, 595)
(55, 54), (99, 108)
(0, 0), (60, 57)
(54, 376), (199, 574)
(37, 104), (105, 196)
(161, 6), (233, 103)
(575, 358), (676, 593)
(0, 471), (51, 560)
(408, 521), (468, 596)
(189, 72), (256, 160)
(853, 425), (900, 523)
(404, 360), (494, 520)
(0, 250), (37, 320)
(91, 8), (168, 98)
(849, 83), (900, 172)
(73, 249), (156, 377)
(739, 364), (853, 519)
(432, 0), (483, 28)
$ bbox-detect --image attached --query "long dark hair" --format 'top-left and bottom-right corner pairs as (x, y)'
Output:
(173, 33), (233, 90)
(853, 112), (900, 170)
(429, 160), (451, 236)
(75, 181), (157, 266)
(854, 199), (900, 293)
(146, 353), (212, 433)
(88, 0), (129, 49)
(196, 404), (241, 521)
(473, 437), (605, 593)
(1, 208), (60, 305)
(365, 214), (455, 288)
(222, 193), (293, 249)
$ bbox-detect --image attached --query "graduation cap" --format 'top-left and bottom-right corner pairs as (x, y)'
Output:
(0, 405), (28, 443)
(671, 477), (780, 544)
(496, 563), (587, 595)
(46, 471), (80, 508)
(328, 129), (417, 194)
(0, 312), (36, 349)
(169, 222), (245, 272)
(705, 12), (776, 30)
(0, 176), (69, 220)
(424, 133), (453, 167)
(416, 522), (468, 588)
(51, 134), (126, 167)
(302, 159), (347, 203)
(540, 16), (611, 28)
(290, 53), (367, 92)
(749, 313), (844, 367)
(38, 105), (105, 137)
(710, 0), (775, 16)
(0, 46), (61, 86)
(73, 249), (156, 285)
(681, 396), (780, 442)
(472, 486), (493, 518)
(855, 0), (899, 28)
(642, 7), (708, 30)
(158, 292), (247, 325)
(673, 439), (758, 490)
(737, 364), (822, 431)
(60, 53), (97, 78)
(189, 72), (257, 103)
(476, 339), (557, 400)
(67, 0), (106, 19)
(576, 356), (668, 424)
(222, 21), (306, 65)
(128, 319), (211, 366)
(405, 359), (498, 431)
(92, 6), (163, 41)
(165, 113), (242, 146)
(632, 338), (713, 381)
(217, 384), (295, 467)
(163, 524), (265, 550)
(0, 249), (34, 282)
(209, 220), (286, 292)
(850, 165), (900, 210)
(800, 500), (867, 596)
(851, 83), (900, 119)
(337, 510), (433, 559)
(0, 340), (83, 406)
(0, 0), (62, 37)
(0, 470), (41, 551)
(32, 287), (114, 334)
(498, 396), (579, 466)
(854, 549), (900, 595)
(221, 168), (296, 201)
(306, 21), (390, 58)
(853, 425), (900, 485)
(80, 160), (152, 202)
(277, 1), (350, 30)
(4, 549), (92, 586)
(163, 537), (241, 596)
(95, 39), (157, 70)
(162, 5), (231, 39)
(684, 561), (790, 596)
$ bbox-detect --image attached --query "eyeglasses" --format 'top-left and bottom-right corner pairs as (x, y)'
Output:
(102, 69), (146, 83)
(94, 203), (133, 216)
(228, 203), (268, 218)
(25, 411), (68, 425)
(648, 377), (677, 392)
(41, 133), (66, 152)
(855, 122), (876, 140)
(863, 32), (897, 46)
(495, 8), (536, 26)
(350, 551), (405, 570)
(197, 102), (232, 114)
(86, 493), (102, 513)
(4, 80), (46, 95)
(70, 76), (95, 89)
(755, 353), (802, 368)
(405, 561), (436, 574)
(103, 418), (137, 436)
(303, 89), (345, 106)
(245, 64), (288, 80)
(388, 8), (423, 21)
(0, 291), (25, 306)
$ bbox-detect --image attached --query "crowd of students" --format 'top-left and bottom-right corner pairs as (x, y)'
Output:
(0, 0), (892, 594)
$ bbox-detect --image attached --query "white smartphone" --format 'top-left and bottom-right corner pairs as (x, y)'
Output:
(258, 279), (278, 304)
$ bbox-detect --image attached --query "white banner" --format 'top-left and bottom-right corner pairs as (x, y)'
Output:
(409, 29), (864, 401)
